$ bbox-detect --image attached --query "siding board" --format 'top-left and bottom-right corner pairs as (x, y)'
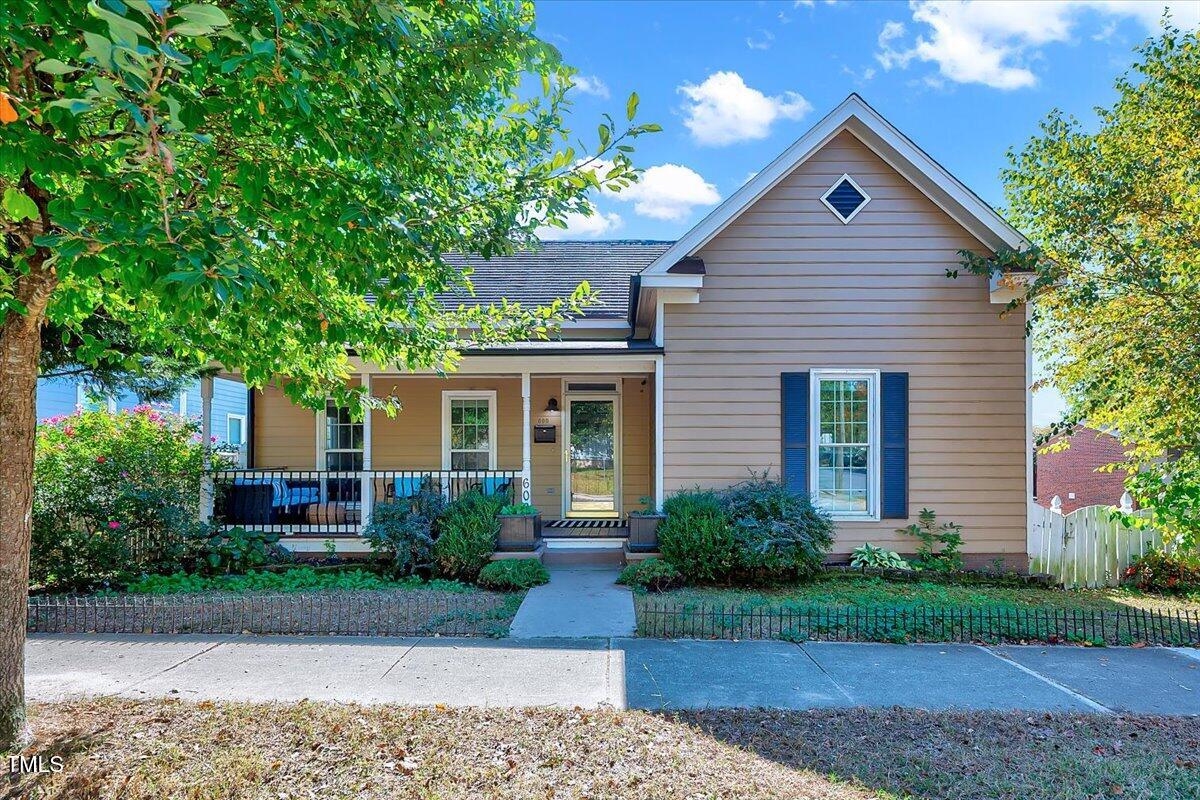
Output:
(662, 130), (1026, 557)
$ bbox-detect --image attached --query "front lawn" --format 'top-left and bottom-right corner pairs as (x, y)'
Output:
(634, 571), (1200, 645)
(14, 699), (1200, 799)
(28, 567), (526, 638)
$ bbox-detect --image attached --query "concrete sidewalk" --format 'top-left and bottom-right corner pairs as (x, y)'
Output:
(510, 568), (635, 638)
(28, 634), (1200, 714)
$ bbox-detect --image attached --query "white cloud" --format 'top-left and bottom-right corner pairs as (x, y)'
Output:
(746, 30), (775, 50)
(571, 74), (610, 99)
(614, 164), (721, 221)
(876, 1), (1200, 91)
(582, 160), (721, 222)
(677, 71), (813, 146)
(536, 202), (622, 240)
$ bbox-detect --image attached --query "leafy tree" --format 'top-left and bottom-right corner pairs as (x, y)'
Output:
(40, 313), (199, 403)
(0, 0), (655, 746)
(956, 23), (1199, 547)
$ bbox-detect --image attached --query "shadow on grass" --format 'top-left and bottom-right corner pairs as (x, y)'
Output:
(666, 707), (1200, 800)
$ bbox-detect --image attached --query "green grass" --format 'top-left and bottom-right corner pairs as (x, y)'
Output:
(646, 571), (1200, 612)
(634, 571), (1200, 645)
(121, 566), (478, 595)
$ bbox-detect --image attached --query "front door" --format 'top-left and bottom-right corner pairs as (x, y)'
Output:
(564, 397), (619, 517)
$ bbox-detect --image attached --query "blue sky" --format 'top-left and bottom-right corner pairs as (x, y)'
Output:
(532, 0), (1197, 425)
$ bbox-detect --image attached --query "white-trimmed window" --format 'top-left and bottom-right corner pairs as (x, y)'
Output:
(810, 369), (880, 518)
(442, 391), (496, 470)
(322, 400), (364, 470)
(227, 414), (246, 447)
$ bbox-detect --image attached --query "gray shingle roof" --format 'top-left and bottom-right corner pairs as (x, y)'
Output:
(439, 240), (673, 320)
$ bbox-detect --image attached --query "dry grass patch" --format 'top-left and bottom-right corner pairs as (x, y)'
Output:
(7, 699), (1199, 799)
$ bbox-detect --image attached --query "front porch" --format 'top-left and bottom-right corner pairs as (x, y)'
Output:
(201, 355), (661, 553)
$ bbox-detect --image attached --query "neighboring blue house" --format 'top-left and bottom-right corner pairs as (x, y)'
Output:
(37, 376), (249, 455)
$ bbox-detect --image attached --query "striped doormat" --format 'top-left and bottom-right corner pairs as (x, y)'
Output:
(544, 518), (625, 530)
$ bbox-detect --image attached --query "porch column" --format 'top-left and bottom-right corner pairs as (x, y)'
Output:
(654, 358), (664, 509)
(200, 375), (214, 522)
(360, 372), (373, 530)
(521, 371), (532, 505)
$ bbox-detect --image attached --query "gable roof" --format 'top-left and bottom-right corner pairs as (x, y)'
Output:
(641, 93), (1029, 276)
(439, 240), (671, 320)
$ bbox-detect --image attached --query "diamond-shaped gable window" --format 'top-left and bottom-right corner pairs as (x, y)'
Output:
(821, 174), (870, 223)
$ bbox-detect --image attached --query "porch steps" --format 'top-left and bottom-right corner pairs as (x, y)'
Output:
(541, 537), (626, 568)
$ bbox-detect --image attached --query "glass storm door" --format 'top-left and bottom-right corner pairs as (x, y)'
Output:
(566, 398), (617, 515)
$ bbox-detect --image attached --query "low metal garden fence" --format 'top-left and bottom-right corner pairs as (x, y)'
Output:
(28, 590), (521, 638)
(636, 599), (1200, 646)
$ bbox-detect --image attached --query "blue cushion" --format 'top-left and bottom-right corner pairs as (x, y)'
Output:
(394, 476), (423, 499)
(235, 477), (290, 503)
(480, 476), (510, 496)
(278, 486), (319, 508)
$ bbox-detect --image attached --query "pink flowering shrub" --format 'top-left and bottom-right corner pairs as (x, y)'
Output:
(32, 407), (216, 592)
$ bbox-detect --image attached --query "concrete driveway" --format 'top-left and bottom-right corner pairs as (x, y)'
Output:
(28, 634), (1200, 714)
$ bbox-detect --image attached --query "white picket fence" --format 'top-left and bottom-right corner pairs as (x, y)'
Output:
(1028, 493), (1166, 588)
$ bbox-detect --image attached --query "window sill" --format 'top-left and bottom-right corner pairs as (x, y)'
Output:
(828, 514), (881, 523)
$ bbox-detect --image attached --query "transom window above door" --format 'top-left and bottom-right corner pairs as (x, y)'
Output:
(442, 391), (497, 471)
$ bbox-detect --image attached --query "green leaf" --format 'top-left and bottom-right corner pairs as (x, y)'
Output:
(88, 0), (151, 46)
(175, 4), (232, 29)
(36, 59), (77, 75)
(626, 92), (639, 121)
(2, 188), (38, 222)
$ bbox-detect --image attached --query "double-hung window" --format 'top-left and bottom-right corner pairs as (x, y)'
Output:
(323, 400), (364, 471)
(810, 370), (879, 518)
(442, 391), (496, 470)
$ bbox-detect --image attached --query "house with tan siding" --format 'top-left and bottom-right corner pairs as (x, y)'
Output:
(205, 95), (1033, 569)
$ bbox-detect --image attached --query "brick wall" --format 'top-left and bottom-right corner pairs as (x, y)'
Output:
(1035, 427), (1129, 513)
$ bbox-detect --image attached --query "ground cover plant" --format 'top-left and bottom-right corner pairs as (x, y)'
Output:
(119, 567), (475, 596)
(11, 699), (1200, 800)
(476, 559), (550, 591)
(634, 570), (1200, 645)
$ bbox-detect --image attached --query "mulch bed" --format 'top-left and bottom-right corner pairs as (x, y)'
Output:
(9, 699), (1199, 799)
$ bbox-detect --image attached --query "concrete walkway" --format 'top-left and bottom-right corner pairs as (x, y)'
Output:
(509, 567), (635, 638)
(27, 634), (1200, 714)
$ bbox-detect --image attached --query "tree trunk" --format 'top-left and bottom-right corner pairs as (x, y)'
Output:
(0, 263), (55, 750)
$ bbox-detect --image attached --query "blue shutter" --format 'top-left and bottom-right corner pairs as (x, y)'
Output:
(880, 372), (909, 519)
(781, 372), (810, 495)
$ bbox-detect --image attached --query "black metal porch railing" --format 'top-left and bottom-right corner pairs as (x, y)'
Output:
(212, 469), (519, 536)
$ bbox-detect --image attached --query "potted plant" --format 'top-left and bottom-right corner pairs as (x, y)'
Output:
(497, 502), (542, 551)
(627, 496), (665, 552)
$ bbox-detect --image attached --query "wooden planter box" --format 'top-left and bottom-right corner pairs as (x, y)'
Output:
(497, 513), (542, 551)
(627, 513), (664, 552)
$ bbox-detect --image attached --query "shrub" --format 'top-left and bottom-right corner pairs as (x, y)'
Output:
(1123, 550), (1200, 595)
(617, 557), (683, 592)
(199, 527), (284, 575)
(657, 489), (738, 583)
(32, 406), (216, 592)
(476, 559), (549, 591)
(897, 508), (964, 572)
(850, 543), (911, 571)
(723, 475), (834, 581)
(363, 498), (438, 577)
(433, 490), (505, 581)
(499, 502), (539, 516)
